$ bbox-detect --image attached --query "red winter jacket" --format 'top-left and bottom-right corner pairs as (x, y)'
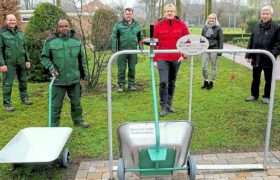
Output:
(154, 17), (190, 61)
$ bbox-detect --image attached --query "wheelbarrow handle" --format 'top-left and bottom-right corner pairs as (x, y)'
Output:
(48, 77), (56, 127)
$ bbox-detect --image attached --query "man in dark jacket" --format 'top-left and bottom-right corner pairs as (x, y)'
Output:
(0, 14), (32, 112)
(111, 8), (143, 92)
(41, 19), (89, 128)
(245, 5), (280, 104)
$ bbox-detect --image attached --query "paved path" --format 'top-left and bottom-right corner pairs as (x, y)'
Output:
(223, 44), (280, 80)
(75, 151), (280, 180)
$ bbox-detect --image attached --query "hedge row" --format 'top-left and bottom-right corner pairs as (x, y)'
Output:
(224, 33), (250, 42)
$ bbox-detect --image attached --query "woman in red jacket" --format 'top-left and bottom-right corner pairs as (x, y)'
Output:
(154, 3), (190, 117)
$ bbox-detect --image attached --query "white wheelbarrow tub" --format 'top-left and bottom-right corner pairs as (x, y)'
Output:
(0, 127), (72, 164)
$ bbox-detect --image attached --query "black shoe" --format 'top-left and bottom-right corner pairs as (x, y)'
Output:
(160, 109), (167, 117)
(4, 101), (15, 112)
(201, 81), (209, 89)
(167, 106), (176, 112)
(21, 97), (33, 105)
(207, 81), (213, 90)
(74, 122), (90, 128)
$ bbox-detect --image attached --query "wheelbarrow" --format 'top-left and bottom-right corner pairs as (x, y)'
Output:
(0, 77), (72, 168)
(107, 24), (196, 179)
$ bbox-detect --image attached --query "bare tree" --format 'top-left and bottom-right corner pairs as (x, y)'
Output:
(69, 0), (117, 90)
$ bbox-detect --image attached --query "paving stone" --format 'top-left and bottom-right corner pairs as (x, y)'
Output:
(267, 168), (280, 176)
(75, 170), (88, 179)
(235, 171), (253, 177)
(265, 176), (280, 180)
(86, 172), (102, 179)
(91, 161), (106, 166)
(246, 177), (263, 180)
(88, 166), (96, 173)
(95, 166), (109, 173)
(220, 172), (235, 178)
(244, 152), (259, 158)
(271, 151), (280, 159)
(240, 157), (257, 164)
(79, 162), (91, 170)
(251, 170), (268, 177)
(203, 154), (218, 161)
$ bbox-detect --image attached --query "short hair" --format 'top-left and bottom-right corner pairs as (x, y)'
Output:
(164, 4), (176, 13)
(261, 5), (273, 14)
(206, 13), (220, 26)
(5, 14), (16, 20)
(125, 8), (133, 13)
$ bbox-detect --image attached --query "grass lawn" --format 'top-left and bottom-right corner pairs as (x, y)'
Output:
(0, 54), (280, 178)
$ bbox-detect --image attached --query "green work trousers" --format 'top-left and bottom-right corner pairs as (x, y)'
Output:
(117, 54), (137, 87)
(2, 63), (28, 103)
(51, 83), (83, 127)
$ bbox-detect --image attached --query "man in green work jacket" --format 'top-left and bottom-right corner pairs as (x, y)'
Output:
(41, 19), (89, 128)
(111, 8), (143, 92)
(0, 14), (33, 112)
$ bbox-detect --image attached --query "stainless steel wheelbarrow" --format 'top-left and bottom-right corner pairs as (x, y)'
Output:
(117, 121), (195, 179)
(0, 78), (72, 169)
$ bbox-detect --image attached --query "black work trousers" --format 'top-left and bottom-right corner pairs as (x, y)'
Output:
(157, 60), (181, 109)
(251, 66), (272, 99)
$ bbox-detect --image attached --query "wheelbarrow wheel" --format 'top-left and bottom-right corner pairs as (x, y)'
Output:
(59, 148), (70, 168)
(187, 155), (196, 180)
(117, 158), (125, 180)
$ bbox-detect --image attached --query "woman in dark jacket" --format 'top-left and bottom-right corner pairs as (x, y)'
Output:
(201, 13), (224, 90)
(154, 3), (190, 117)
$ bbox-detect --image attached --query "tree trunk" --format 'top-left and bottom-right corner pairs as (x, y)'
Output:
(176, 0), (181, 18)
(204, 0), (212, 21)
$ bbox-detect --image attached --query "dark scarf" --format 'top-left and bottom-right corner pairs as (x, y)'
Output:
(260, 19), (272, 30)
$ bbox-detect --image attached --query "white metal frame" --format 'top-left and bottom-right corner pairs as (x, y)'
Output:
(107, 49), (277, 179)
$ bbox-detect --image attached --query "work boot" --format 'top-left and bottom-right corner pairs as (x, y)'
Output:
(207, 81), (214, 90)
(201, 80), (209, 89)
(128, 86), (136, 91)
(245, 96), (257, 102)
(167, 106), (176, 112)
(117, 85), (124, 92)
(3, 101), (15, 112)
(262, 98), (270, 104)
(160, 108), (167, 117)
(21, 97), (33, 105)
(74, 122), (90, 128)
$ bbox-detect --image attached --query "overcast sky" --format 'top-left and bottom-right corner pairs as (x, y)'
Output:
(101, 0), (136, 8)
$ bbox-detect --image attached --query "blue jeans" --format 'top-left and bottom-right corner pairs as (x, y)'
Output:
(157, 60), (181, 109)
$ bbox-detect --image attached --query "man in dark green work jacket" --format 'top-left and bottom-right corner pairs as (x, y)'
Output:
(111, 8), (143, 92)
(41, 19), (89, 128)
(0, 14), (33, 112)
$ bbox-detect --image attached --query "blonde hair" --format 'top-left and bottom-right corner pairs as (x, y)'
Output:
(164, 4), (176, 13)
(205, 13), (220, 26)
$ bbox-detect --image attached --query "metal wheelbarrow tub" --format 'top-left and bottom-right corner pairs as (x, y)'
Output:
(117, 121), (194, 177)
(0, 127), (72, 167)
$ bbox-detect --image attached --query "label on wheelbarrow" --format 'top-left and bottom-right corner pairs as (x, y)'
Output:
(129, 124), (155, 138)
(176, 35), (209, 55)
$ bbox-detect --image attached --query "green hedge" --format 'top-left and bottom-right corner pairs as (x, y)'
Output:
(25, 3), (69, 82)
(246, 19), (280, 33)
(232, 37), (250, 43)
(223, 33), (250, 42)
